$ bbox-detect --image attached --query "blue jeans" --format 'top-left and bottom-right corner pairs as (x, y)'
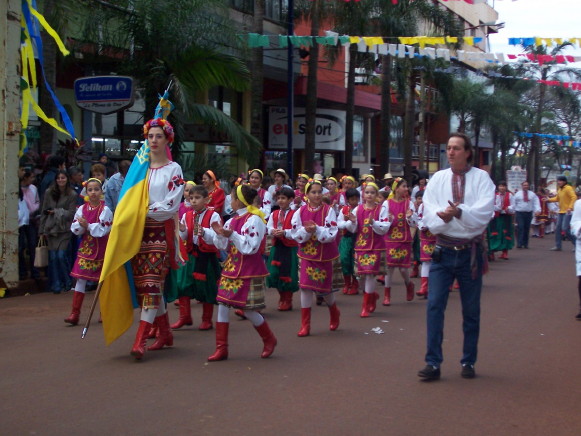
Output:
(555, 213), (575, 249)
(426, 245), (483, 368)
(515, 211), (533, 248)
(48, 250), (72, 292)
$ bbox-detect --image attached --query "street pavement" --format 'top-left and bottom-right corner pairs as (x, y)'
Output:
(1, 235), (580, 435)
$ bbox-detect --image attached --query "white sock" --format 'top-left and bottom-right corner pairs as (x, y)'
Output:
(157, 297), (167, 316)
(323, 293), (336, 306)
(421, 261), (431, 278)
(243, 310), (265, 327)
(400, 267), (410, 285)
(140, 307), (158, 323)
(364, 275), (375, 294)
(300, 289), (313, 308)
(217, 304), (230, 323)
(385, 267), (395, 287)
(74, 279), (87, 293)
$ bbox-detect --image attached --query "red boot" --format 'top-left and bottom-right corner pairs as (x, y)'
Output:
(208, 322), (229, 361)
(360, 293), (371, 318)
(170, 296), (193, 329)
(329, 303), (341, 331)
(279, 291), (293, 311)
(198, 303), (214, 330)
(64, 291), (85, 325)
(297, 308), (311, 337)
(369, 292), (379, 313)
(410, 262), (419, 278)
(277, 291), (285, 310)
(383, 287), (391, 306)
(417, 277), (429, 298)
(255, 320), (277, 358)
(234, 309), (247, 319)
(146, 322), (158, 339)
(406, 281), (415, 301)
(347, 276), (359, 295)
(501, 249), (509, 260)
(148, 312), (174, 351)
(342, 275), (352, 294)
(130, 320), (152, 360)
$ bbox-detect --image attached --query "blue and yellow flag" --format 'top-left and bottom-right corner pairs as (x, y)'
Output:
(99, 143), (150, 345)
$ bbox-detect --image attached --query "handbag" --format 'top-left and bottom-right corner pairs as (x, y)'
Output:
(34, 236), (49, 268)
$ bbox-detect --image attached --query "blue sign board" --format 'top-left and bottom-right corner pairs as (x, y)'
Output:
(74, 76), (134, 114)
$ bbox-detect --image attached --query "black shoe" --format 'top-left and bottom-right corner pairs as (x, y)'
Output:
(418, 365), (440, 381)
(575, 312), (581, 321)
(461, 364), (476, 379)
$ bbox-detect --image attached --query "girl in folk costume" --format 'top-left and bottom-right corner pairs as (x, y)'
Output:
(266, 187), (299, 311)
(202, 170), (225, 216)
(178, 181), (196, 217)
(290, 180), (341, 336)
(207, 184), (277, 361)
(343, 182), (390, 317)
(172, 185), (222, 331)
(292, 173), (309, 210)
(247, 169), (273, 219)
(383, 177), (416, 306)
(488, 181), (515, 260)
(337, 188), (362, 295)
(129, 118), (185, 360)
(65, 178), (113, 325)
(411, 191), (436, 299)
(326, 177), (345, 215)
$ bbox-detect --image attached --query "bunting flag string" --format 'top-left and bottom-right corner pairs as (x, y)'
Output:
(20, 0), (77, 156)
(514, 132), (581, 148)
(247, 33), (581, 67)
(509, 37), (581, 48)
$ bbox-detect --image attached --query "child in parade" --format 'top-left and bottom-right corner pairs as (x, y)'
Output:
(207, 184), (277, 361)
(290, 180), (341, 336)
(268, 168), (292, 210)
(65, 178), (113, 325)
(266, 187), (299, 311)
(247, 169), (273, 219)
(343, 182), (390, 317)
(173, 185), (222, 331)
(293, 173), (309, 210)
(488, 181), (514, 260)
(383, 177), (416, 306)
(178, 181), (196, 217)
(337, 188), (361, 295)
(325, 177), (345, 215)
(411, 191), (435, 298)
(532, 187), (550, 238)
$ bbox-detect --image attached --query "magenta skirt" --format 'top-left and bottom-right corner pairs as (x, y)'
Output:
(355, 250), (383, 275)
(385, 241), (412, 268)
(299, 259), (334, 293)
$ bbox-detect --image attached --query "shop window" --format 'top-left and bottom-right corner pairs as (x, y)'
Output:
(352, 114), (366, 162)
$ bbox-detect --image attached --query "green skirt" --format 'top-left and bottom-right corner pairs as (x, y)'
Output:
(339, 235), (355, 275)
(488, 215), (514, 252)
(266, 244), (299, 292)
(164, 253), (220, 303)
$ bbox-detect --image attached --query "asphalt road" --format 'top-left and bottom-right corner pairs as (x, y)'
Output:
(1, 235), (580, 436)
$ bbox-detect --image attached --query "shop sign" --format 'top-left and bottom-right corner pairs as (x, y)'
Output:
(74, 76), (134, 114)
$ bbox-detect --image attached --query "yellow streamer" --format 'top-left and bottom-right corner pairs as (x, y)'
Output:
(23, 87), (72, 138)
(446, 37), (458, 43)
(463, 37), (474, 46)
(27, 0), (70, 56)
(349, 36), (361, 43)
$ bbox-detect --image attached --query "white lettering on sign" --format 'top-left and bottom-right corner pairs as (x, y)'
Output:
(79, 83), (114, 92)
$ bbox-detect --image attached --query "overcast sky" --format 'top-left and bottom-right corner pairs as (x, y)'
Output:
(488, 0), (581, 62)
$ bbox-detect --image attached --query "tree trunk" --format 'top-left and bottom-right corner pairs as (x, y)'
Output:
(418, 73), (425, 171)
(304, 2), (320, 174)
(403, 67), (415, 183)
(531, 81), (547, 188)
(379, 55), (392, 176)
(250, 0), (265, 164)
(473, 121), (481, 168)
(344, 44), (357, 173)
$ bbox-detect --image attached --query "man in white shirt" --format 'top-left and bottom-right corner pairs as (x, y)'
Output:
(513, 181), (541, 249)
(417, 133), (495, 381)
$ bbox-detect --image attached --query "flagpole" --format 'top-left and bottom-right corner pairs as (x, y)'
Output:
(81, 282), (104, 339)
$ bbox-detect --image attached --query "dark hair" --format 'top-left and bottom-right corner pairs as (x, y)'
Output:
(393, 177), (407, 190)
(276, 187), (295, 199)
(236, 184), (258, 205)
(47, 155), (65, 169)
(449, 132), (473, 164)
(118, 160), (131, 175)
(68, 166), (83, 177)
(49, 170), (73, 201)
(497, 180), (507, 187)
(85, 178), (103, 190)
(415, 190), (425, 199)
(378, 190), (389, 200)
(191, 185), (208, 198)
(345, 188), (360, 200)
(557, 175), (568, 183)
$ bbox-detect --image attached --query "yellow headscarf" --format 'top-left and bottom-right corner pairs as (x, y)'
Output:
(389, 177), (404, 200)
(236, 185), (266, 223)
(361, 181), (379, 192)
(304, 179), (322, 194)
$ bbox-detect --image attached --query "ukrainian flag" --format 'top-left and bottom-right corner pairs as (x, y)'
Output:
(99, 141), (150, 345)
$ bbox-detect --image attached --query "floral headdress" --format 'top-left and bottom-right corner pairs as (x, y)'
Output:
(143, 118), (175, 144)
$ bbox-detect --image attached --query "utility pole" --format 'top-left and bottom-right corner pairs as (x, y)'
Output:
(0, 0), (22, 288)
